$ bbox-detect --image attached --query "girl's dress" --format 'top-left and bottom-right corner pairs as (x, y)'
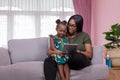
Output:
(53, 37), (69, 64)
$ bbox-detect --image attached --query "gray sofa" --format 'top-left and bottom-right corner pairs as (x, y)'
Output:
(0, 37), (109, 80)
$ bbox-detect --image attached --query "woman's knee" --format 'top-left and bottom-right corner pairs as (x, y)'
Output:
(68, 53), (91, 70)
(44, 57), (57, 80)
(70, 53), (83, 61)
(44, 57), (57, 67)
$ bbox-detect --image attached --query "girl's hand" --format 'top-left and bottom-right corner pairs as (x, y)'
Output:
(55, 50), (62, 55)
(62, 52), (67, 55)
(55, 50), (66, 56)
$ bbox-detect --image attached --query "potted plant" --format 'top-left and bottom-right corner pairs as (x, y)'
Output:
(103, 23), (120, 67)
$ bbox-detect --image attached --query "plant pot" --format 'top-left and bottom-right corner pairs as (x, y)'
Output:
(111, 58), (120, 67)
(106, 48), (120, 67)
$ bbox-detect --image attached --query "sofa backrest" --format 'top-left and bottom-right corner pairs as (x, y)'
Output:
(8, 37), (104, 64)
(91, 46), (104, 64)
(8, 37), (49, 64)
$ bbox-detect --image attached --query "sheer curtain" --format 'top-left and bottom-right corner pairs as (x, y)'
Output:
(0, 0), (74, 47)
(72, 0), (91, 36)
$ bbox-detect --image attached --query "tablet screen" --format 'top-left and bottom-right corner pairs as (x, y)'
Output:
(62, 44), (78, 53)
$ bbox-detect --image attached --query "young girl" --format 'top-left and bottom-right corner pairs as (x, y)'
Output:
(49, 19), (70, 80)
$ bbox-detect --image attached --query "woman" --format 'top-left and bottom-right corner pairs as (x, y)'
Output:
(44, 14), (93, 80)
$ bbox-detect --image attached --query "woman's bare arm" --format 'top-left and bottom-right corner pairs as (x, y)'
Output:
(76, 44), (93, 59)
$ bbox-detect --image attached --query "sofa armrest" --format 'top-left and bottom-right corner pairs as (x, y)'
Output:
(91, 46), (104, 64)
(0, 47), (11, 66)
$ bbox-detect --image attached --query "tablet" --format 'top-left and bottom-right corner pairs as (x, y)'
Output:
(62, 44), (78, 53)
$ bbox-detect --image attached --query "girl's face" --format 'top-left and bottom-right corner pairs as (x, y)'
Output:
(68, 19), (77, 35)
(56, 24), (66, 37)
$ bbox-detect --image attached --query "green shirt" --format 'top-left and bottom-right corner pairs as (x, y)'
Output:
(68, 32), (91, 51)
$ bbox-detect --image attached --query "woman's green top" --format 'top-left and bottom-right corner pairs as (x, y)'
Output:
(68, 32), (92, 51)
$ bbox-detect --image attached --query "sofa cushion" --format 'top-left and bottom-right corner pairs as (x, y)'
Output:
(70, 64), (108, 80)
(0, 48), (11, 65)
(0, 61), (45, 80)
(8, 37), (49, 64)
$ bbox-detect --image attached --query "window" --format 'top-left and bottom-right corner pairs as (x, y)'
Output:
(13, 15), (35, 38)
(0, 0), (74, 47)
(0, 15), (7, 47)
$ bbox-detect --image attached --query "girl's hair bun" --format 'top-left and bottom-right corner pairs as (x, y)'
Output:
(62, 20), (67, 25)
(56, 19), (61, 24)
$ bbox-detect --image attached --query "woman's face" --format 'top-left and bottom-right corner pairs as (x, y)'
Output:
(68, 19), (77, 35)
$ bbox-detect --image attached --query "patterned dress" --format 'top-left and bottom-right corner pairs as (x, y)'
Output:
(53, 37), (69, 64)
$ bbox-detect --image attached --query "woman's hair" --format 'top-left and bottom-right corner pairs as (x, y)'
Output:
(67, 14), (83, 32)
(56, 19), (67, 29)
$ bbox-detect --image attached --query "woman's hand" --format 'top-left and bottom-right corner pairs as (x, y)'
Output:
(76, 49), (85, 55)
(76, 44), (93, 59)
(61, 51), (67, 56)
(76, 49), (81, 53)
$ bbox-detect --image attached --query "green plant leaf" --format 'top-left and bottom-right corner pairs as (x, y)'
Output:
(111, 24), (120, 37)
(105, 35), (116, 41)
(103, 32), (113, 35)
(103, 23), (120, 48)
(104, 43), (114, 49)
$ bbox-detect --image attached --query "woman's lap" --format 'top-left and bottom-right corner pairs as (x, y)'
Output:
(68, 52), (91, 70)
(44, 53), (91, 80)
(44, 56), (57, 80)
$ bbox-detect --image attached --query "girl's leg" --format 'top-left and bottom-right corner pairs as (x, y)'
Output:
(58, 64), (65, 80)
(64, 64), (70, 80)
